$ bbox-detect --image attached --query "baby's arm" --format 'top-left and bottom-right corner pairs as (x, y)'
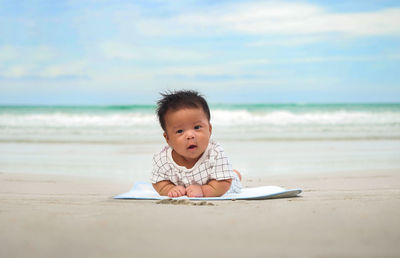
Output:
(152, 180), (186, 197)
(202, 179), (232, 197)
(186, 179), (232, 197)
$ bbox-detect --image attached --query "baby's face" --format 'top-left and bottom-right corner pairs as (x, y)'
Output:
(163, 107), (212, 166)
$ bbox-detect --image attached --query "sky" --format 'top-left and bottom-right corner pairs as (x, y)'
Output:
(1, 0), (400, 105)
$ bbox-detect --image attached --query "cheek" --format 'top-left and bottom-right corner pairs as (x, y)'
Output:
(169, 136), (181, 145)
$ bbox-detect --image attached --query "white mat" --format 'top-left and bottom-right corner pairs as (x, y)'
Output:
(114, 182), (302, 200)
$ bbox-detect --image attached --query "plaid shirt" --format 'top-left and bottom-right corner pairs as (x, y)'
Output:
(151, 139), (238, 190)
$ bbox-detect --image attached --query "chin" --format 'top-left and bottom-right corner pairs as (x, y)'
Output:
(186, 152), (202, 160)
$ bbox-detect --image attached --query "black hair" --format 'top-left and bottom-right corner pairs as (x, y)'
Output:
(156, 90), (211, 131)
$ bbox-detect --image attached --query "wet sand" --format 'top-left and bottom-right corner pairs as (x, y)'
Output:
(1, 170), (400, 258)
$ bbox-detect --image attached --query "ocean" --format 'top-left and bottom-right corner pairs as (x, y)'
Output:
(1, 104), (399, 182)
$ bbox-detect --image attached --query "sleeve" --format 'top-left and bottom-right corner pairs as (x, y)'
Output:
(150, 151), (172, 184)
(208, 144), (235, 181)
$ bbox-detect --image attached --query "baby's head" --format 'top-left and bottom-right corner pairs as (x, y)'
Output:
(156, 90), (212, 166)
(156, 90), (211, 131)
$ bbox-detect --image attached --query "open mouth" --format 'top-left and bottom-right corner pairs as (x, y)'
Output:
(187, 144), (197, 150)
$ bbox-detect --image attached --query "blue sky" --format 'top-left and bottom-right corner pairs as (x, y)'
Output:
(1, 0), (399, 104)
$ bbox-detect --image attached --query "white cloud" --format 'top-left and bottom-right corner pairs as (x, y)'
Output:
(40, 61), (88, 78)
(0, 45), (19, 61)
(0, 54), (88, 79)
(87, 52), (400, 87)
(136, 2), (400, 37)
(0, 61), (88, 79)
(287, 54), (400, 63)
(247, 35), (327, 47)
(0, 44), (88, 79)
(100, 41), (208, 61)
(157, 64), (239, 77)
(1, 64), (37, 78)
(389, 54), (400, 60)
(91, 67), (156, 85)
(0, 45), (56, 63)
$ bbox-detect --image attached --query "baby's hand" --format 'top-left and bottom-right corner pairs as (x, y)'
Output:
(167, 185), (186, 198)
(186, 184), (204, 198)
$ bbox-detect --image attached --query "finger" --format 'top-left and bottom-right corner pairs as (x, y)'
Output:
(181, 186), (187, 194)
(172, 190), (178, 197)
(175, 190), (183, 197)
(174, 190), (181, 197)
(187, 191), (196, 198)
(169, 189), (176, 198)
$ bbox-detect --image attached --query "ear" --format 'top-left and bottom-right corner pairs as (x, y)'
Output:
(209, 123), (212, 135)
(163, 131), (169, 143)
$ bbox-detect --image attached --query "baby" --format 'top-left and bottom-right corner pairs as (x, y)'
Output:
(151, 90), (242, 198)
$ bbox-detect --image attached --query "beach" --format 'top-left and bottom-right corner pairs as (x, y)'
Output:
(1, 169), (399, 258)
(3, 0), (400, 256)
(1, 104), (400, 257)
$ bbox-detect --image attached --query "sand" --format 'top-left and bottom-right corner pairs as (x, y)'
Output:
(1, 170), (400, 258)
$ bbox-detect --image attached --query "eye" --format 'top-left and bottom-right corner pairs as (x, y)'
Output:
(194, 125), (201, 130)
(176, 129), (183, 134)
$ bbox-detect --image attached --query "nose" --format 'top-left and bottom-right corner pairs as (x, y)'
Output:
(185, 129), (195, 139)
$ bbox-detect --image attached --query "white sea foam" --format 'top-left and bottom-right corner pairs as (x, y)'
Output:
(0, 113), (157, 127)
(1, 109), (399, 127)
(211, 110), (400, 126)
(1, 108), (399, 143)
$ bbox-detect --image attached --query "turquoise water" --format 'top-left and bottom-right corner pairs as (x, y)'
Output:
(1, 103), (399, 113)
(0, 103), (399, 181)
(1, 103), (399, 142)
